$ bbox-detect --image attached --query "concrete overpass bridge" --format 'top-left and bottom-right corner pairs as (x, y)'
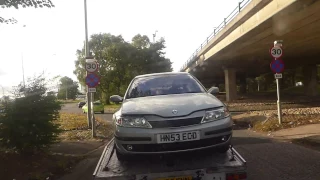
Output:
(180, 0), (320, 101)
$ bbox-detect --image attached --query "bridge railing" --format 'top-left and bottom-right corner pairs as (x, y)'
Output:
(180, 0), (252, 72)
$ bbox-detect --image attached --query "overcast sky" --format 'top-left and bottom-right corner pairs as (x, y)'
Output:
(0, 0), (240, 96)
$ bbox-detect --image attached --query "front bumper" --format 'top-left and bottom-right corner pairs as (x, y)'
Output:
(114, 116), (233, 154)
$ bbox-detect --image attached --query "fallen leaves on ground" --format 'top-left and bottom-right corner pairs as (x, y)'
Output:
(249, 107), (320, 116)
(253, 114), (320, 132)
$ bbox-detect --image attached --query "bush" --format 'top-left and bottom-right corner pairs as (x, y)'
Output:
(0, 75), (62, 154)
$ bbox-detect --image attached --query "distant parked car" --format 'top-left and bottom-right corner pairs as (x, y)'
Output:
(78, 101), (86, 108)
(82, 101), (105, 114)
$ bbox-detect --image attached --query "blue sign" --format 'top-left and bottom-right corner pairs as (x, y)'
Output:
(85, 73), (100, 87)
(270, 59), (284, 73)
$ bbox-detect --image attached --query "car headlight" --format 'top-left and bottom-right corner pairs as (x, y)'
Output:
(115, 116), (152, 128)
(201, 106), (230, 123)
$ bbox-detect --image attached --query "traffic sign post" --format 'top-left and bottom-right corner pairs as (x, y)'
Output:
(85, 57), (100, 137)
(274, 73), (282, 79)
(88, 88), (96, 92)
(271, 40), (284, 124)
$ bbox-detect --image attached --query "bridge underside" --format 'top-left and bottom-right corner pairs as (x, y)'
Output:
(189, 0), (320, 96)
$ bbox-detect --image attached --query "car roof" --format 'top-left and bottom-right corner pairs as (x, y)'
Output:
(135, 72), (190, 79)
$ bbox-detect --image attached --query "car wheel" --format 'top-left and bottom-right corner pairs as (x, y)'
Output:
(116, 148), (130, 162)
(101, 110), (104, 114)
(217, 144), (230, 153)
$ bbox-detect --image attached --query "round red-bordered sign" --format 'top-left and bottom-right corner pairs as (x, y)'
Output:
(85, 73), (100, 87)
(270, 46), (283, 58)
(270, 59), (285, 73)
(85, 62), (99, 73)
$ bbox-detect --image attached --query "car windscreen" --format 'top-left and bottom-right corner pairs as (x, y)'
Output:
(126, 74), (205, 99)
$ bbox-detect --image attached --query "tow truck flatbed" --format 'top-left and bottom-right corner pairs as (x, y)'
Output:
(93, 139), (247, 180)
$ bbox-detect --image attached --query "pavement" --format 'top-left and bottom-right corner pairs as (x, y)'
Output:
(51, 141), (105, 156)
(271, 123), (320, 139)
(57, 104), (320, 180)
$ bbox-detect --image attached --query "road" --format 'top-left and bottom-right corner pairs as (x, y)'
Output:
(60, 104), (320, 180)
(232, 130), (320, 179)
(60, 103), (113, 121)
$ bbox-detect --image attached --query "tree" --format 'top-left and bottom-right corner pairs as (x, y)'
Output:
(74, 33), (173, 104)
(57, 76), (79, 100)
(132, 34), (150, 49)
(0, 74), (61, 154)
(0, 0), (54, 24)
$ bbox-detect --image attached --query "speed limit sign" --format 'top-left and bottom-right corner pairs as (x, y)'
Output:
(86, 62), (98, 73)
(270, 46), (283, 58)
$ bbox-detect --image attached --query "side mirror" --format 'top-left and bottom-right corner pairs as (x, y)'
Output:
(208, 87), (219, 95)
(110, 95), (123, 103)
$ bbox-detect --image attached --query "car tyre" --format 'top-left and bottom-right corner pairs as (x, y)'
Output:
(116, 148), (130, 162)
(217, 144), (230, 153)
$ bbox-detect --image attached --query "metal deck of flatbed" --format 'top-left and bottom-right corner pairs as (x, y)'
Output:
(93, 139), (246, 180)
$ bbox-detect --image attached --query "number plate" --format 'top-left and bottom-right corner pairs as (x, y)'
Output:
(157, 176), (192, 180)
(157, 131), (200, 144)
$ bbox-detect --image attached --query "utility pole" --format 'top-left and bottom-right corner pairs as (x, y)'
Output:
(84, 0), (96, 137)
(84, 0), (92, 129)
(65, 86), (68, 100)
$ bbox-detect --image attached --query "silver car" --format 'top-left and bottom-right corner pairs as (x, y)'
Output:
(110, 72), (232, 161)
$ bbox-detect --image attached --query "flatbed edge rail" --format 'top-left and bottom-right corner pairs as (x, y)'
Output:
(93, 139), (246, 179)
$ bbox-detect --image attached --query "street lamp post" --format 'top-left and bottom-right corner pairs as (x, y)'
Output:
(153, 30), (158, 43)
(21, 25), (26, 88)
(84, 0), (95, 137)
(0, 85), (4, 97)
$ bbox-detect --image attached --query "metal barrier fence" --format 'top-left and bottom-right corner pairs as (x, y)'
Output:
(180, 0), (252, 72)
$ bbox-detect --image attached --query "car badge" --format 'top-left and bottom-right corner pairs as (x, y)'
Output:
(172, 110), (178, 114)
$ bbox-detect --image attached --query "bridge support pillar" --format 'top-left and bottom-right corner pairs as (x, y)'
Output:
(303, 64), (318, 96)
(224, 68), (237, 101)
(239, 73), (247, 94)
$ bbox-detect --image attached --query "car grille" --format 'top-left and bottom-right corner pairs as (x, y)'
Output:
(122, 134), (231, 152)
(149, 117), (203, 128)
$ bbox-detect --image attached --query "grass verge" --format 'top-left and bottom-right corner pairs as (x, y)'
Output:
(59, 99), (81, 104)
(104, 103), (121, 113)
(56, 113), (114, 141)
(252, 114), (320, 132)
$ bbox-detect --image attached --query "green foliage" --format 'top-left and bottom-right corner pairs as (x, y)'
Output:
(0, 75), (62, 154)
(57, 76), (79, 100)
(74, 33), (173, 104)
(0, 0), (54, 24)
